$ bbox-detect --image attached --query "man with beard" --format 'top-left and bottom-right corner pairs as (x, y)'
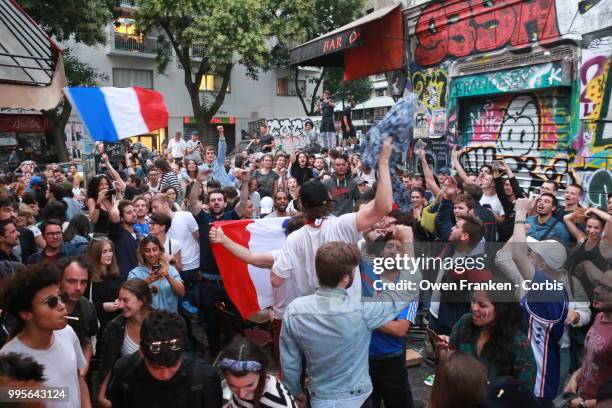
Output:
(132, 196), (150, 236)
(109, 199), (141, 280)
(58, 257), (98, 378)
(324, 155), (359, 216)
(265, 190), (289, 218)
(0, 195), (35, 263)
(0, 219), (20, 262)
(186, 169), (250, 356)
(526, 193), (571, 245)
(565, 269), (612, 408)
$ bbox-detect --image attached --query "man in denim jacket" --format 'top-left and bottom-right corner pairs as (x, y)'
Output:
(280, 237), (419, 408)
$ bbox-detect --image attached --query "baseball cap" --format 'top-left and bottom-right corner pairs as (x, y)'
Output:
(353, 176), (367, 185)
(260, 196), (273, 214)
(191, 131), (200, 137)
(526, 237), (567, 271)
(299, 179), (330, 207)
(437, 167), (452, 176)
(29, 176), (44, 187)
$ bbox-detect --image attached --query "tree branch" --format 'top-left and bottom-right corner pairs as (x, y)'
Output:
(293, 66), (310, 116)
(205, 63), (233, 118)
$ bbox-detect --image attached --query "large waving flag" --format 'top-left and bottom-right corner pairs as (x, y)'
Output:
(211, 217), (289, 320)
(64, 86), (168, 142)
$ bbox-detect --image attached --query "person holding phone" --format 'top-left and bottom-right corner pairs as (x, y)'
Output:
(127, 236), (184, 313)
(433, 286), (537, 390)
(317, 90), (336, 150)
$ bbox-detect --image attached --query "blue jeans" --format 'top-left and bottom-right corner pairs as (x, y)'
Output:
(320, 131), (335, 150)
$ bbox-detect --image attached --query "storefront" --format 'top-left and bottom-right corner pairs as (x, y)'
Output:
(0, 113), (57, 165)
(183, 116), (237, 152)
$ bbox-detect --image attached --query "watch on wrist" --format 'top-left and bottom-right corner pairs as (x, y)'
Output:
(515, 220), (526, 224)
(578, 399), (587, 408)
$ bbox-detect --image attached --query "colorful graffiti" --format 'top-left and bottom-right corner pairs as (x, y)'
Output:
(450, 61), (572, 98)
(412, 66), (449, 110)
(459, 89), (572, 191)
(414, 0), (560, 67)
(265, 117), (322, 149)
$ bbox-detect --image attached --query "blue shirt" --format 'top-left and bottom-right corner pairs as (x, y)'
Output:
(526, 215), (571, 245)
(198, 138), (234, 188)
(134, 222), (149, 237)
(128, 265), (182, 312)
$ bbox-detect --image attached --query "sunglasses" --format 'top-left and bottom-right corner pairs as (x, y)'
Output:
(143, 338), (183, 354)
(43, 292), (69, 309)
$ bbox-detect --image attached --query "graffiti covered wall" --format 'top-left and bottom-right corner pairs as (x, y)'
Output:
(264, 117), (322, 149)
(407, 0), (612, 203)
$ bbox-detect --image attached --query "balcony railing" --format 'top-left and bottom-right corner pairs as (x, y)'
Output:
(113, 32), (171, 56)
(120, 0), (137, 7)
(191, 44), (205, 58)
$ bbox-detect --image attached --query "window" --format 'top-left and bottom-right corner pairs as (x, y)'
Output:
(277, 78), (306, 96)
(199, 74), (230, 93)
(375, 88), (386, 97)
(353, 109), (363, 120)
(113, 68), (153, 89)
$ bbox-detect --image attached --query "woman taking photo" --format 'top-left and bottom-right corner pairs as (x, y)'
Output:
(87, 237), (122, 333)
(285, 134), (313, 185)
(128, 235), (185, 312)
(435, 287), (536, 389)
(219, 336), (295, 408)
(96, 278), (152, 408)
(87, 154), (125, 235)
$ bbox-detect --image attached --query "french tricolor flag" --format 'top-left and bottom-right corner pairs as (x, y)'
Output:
(211, 217), (289, 320)
(64, 86), (168, 142)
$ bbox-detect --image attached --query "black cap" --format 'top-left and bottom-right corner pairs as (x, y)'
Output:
(299, 179), (330, 207)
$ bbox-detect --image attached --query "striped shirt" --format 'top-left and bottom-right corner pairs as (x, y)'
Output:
(160, 171), (182, 201)
(229, 375), (296, 408)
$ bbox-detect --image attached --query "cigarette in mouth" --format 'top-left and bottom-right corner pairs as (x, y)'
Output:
(65, 316), (79, 321)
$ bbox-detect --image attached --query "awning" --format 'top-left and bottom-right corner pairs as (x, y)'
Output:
(289, 3), (404, 80)
(0, 0), (66, 110)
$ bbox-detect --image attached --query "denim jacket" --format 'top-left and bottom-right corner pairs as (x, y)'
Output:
(280, 287), (412, 401)
(198, 138), (234, 188)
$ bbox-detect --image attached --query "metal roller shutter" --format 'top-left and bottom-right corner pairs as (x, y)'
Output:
(458, 88), (572, 193)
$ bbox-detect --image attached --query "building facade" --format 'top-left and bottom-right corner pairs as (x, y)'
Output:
(403, 0), (611, 208)
(66, 2), (321, 155)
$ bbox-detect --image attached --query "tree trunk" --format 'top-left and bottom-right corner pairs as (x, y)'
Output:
(52, 98), (71, 162)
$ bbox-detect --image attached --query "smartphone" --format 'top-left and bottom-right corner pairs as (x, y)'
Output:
(153, 263), (161, 272)
(426, 328), (455, 351)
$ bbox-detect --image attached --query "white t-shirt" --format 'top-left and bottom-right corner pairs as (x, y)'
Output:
(272, 213), (362, 318)
(167, 138), (187, 158)
(185, 140), (202, 162)
(168, 211), (199, 270)
(164, 237), (182, 258)
(480, 193), (505, 216)
(0, 326), (85, 408)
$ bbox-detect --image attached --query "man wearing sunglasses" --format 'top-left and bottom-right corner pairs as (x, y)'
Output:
(0, 263), (91, 408)
(108, 310), (222, 408)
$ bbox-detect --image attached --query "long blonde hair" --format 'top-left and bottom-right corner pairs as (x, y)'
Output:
(86, 238), (120, 282)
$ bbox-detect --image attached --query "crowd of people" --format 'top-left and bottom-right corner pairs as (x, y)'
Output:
(0, 110), (610, 408)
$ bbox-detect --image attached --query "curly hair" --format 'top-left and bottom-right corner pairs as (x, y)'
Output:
(0, 263), (59, 322)
(458, 285), (524, 370)
(140, 310), (186, 366)
(86, 174), (113, 201)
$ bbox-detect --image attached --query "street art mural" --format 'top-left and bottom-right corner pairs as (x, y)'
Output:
(407, 0), (612, 204)
(458, 89), (572, 191)
(265, 117), (322, 149)
(414, 0), (560, 67)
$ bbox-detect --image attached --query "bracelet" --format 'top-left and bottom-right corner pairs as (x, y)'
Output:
(515, 220), (526, 224)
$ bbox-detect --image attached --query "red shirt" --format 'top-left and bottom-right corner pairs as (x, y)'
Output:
(43, 252), (60, 263)
(579, 312), (612, 399)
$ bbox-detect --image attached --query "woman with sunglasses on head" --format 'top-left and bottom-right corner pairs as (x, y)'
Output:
(96, 278), (152, 408)
(87, 237), (122, 334)
(219, 336), (295, 408)
(128, 235), (185, 312)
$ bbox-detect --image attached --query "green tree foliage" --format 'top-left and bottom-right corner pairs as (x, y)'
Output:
(19, 0), (115, 161)
(136, 0), (272, 141)
(324, 67), (372, 107)
(269, 0), (367, 115)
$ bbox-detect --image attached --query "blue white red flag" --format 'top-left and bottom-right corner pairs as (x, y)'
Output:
(64, 86), (168, 142)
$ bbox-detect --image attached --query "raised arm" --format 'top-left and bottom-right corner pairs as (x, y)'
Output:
(216, 126), (227, 167)
(511, 197), (536, 281)
(356, 138), (393, 232)
(586, 207), (612, 243)
(563, 212), (586, 242)
(450, 145), (472, 185)
(210, 227), (274, 268)
(233, 169), (250, 218)
(417, 148), (441, 196)
(187, 180), (203, 217)
(285, 133), (296, 164)
(101, 154), (126, 193)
